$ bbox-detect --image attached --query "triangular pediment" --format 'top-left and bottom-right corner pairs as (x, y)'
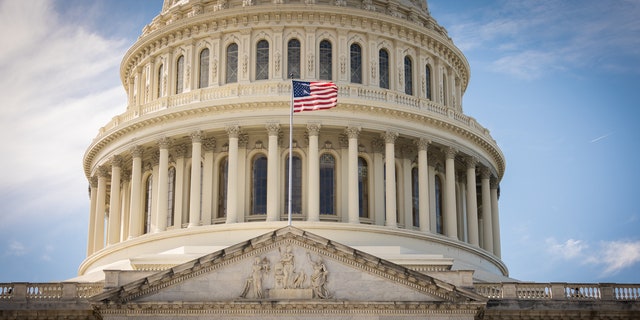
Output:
(92, 227), (485, 306)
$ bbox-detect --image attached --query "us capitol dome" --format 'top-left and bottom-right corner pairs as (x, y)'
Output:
(80, 0), (506, 282)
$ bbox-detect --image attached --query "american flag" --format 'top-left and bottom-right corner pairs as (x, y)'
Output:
(292, 80), (338, 113)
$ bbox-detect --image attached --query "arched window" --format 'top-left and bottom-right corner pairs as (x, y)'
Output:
(226, 43), (238, 84)
(425, 64), (432, 100)
(358, 157), (369, 218)
(379, 49), (389, 89)
(199, 48), (209, 88)
(144, 175), (153, 234)
(350, 43), (362, 84)
(251, 155), (268, 215)
(319, 40), (332, 80)
(411, 167), (419, 227)
(404, 56), (413, 95)
(256, 40), (269, 80)
(168, 167), (176, 227)
(157, 64), (164, 98)
(175, 55), (184, 94)
(217, 157), (228, 218)
(287, 39), (301, 79)
(284, 154), (302, 214)
(435, 175), (443, 234)
(319, 153), (336, 215)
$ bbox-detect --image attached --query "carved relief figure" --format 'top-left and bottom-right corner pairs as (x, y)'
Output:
(240, 257), (270, 299)
(307, 252), (331, 299)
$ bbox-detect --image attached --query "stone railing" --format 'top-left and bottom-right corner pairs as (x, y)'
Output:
(0, 282), (103, 301)
(475, 282), (640, 301)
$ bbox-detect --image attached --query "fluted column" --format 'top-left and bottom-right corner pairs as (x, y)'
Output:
(173, 145), (187, 227)
(307, 123), (321, 222)
(107, 156), (123, 245)
(266, 123), (280, 221)
(128, 146), (143, 238)
(383, 130), (398, 227)
(202, 138), (216, 225)
(93, 166), (109, 252)
(188, 131), (203, 227)
(346, 126), (361, 223)
(87, 177), (98, 256)
(480, 167), (494, 252)
(120, 171), (131, 240)
(444, 147), (458, 239)
(226, 126), (240, 223)
(415, 139), (430, 232)
(156, 138), (171, 232)
(491, 178), (502, 257)
(465, 157), (479, 246)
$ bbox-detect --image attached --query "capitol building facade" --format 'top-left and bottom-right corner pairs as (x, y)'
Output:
(1, 0), (638, 319)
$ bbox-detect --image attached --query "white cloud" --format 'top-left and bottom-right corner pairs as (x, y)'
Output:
(598, 241), (640, 276)
(546, 238), (588, 260)
(6, 240), (28, 257)
(546, 237), (640, 277)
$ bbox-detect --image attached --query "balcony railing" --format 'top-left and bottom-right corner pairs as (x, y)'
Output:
(474, 282), (640, 301)
(0, 282), (103, 301)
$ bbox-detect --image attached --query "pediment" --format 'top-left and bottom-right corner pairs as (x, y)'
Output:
(92, 226), (484, 305)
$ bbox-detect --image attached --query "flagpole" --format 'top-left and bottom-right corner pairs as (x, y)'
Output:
(288, 77), (294, 226)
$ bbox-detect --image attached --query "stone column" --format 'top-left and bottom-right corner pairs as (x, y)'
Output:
(465, 157), (479, 246)
(188, 131), (203, 227)
(307, 123), (321, 222)
(202, 138), (216, 225)
(107, 156), (123, 245)
(156, 138), (171, 232)
(128, 146), (143, 238)
(173, 145), (187, 227)
(226, 126), (240, 224)
(346, 126), (361, 223)
(383, 130), (398, 227)
(427, 153), (438, 233)
(94, 166), (109, 252)
(87, 177), (98, 256)
(415, 139), (430, 232)
(444, 147), (458, 239)
(266, 122), (280, 221)
(491, 178), (502, 257)
(120, 171), (131, 240)
(480, 167), (494, 253)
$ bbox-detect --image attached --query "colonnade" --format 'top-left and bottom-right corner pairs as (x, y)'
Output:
(86, 124), (501, 258)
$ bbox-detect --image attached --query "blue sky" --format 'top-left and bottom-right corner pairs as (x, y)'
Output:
(0, 0), (638, 283)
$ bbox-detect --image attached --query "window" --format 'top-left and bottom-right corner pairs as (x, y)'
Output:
(350, 43), (362, 84)
(411, 167), (419, 227)
(319, 153), (336, 215)
(442, 73), (447, 105)
(175, 55), (184, 94)
(144, 175), (153, 234)
(157, 64), (164, 98)
(199, 48), (209, 88)
(226, 43), (238, 84)
(435, 175), (443, 234)
(379, 49), (389, 89)
(358, 157), (369, 218)
(256, 40), (269, 80)
(425, 64), (432, 100)
(319, 40), (332, 80)
(217, 157), (228, 218)
(287, 39), (301, 79)
(404, 56), (413, 95)
(284, 154), (302, 214)
(168, 167), (176, 227)
(251, 155), (268, 215)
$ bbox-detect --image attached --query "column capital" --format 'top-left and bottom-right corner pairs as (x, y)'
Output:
(306, 122), (321, 136)
(465, 156), (478, 169)
(158, 137), (172, 149)
(203, 137), (216, 151)
(480, 166), (492, 179)
(226, 125), (241, 138)
(371, 138), (384, 153)
(238, 133), (249, 147)
(174, 144), (188, 158)
(121, 170), (131, 182)
(338, 133), (348, 149)
(111, 155), (124, 168)
(445, 147), (457, 160)
(490, 177), (499, 189)
(151, 151), (160, 166)
(90, 176), (99, 188)
(414, 138), (431, 151)
(130, 145), (144, 158)
(97, 165), (110, 178)
(382, 130), (399, 144)
(345, 126), (361, 139)
(191, 130), (203, 143)
(266, 122), (280, 136)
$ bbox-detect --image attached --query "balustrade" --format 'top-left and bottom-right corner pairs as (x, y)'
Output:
(474, 283), (640, 301)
